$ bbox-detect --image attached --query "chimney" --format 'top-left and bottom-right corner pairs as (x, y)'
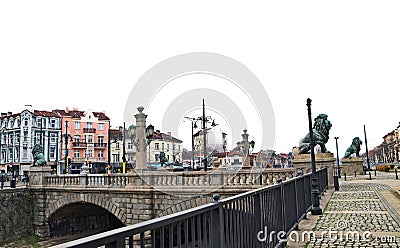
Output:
(73, 107), (78, 111)
(156, 130), (161, 134)
(7, 112), (12, 116)
(1, 113), (7, 117)
(65, 107), (69, 113)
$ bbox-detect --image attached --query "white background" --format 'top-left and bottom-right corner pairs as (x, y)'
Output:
(1, 1), (399, 155)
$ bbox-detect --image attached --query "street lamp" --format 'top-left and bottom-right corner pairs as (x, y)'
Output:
(146, 124), (154, 164)
(187, 99), (217, 172)
(184, 117), (200, 170)
(334, 137), (341, 178)
(364, 125), (371, 171)
(306, 98), (322, 215)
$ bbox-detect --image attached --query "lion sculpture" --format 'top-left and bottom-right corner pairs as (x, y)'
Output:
(32, 144), (47, 166)
(298, 114), (332, 154)
(343, 137), (363, 158)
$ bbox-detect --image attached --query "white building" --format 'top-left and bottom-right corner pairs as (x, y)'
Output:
(0, 108), (62, 176)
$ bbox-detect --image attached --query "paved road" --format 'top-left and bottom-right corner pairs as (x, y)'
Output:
(289, 171), (400, 248)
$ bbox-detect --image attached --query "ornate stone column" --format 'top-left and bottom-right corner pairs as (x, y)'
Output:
(134, 106), (147, 170)
(242, 129), (250, 168)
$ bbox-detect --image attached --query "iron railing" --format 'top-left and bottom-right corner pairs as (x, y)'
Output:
(51, 168), (328, 248)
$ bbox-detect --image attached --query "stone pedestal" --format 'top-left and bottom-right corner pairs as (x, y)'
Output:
(134, 106), (148, 170)
(29, 166), (52, 187)
(293, 153), (335, 187)
(341, 157), (364, 176)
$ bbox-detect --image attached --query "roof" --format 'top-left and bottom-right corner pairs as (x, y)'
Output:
(152, 132), (182, 143)
(52, 109), (110, 120)
(34, 110), (59, 118)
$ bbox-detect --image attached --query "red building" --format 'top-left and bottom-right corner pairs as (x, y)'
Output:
(52, 108), (110, 174)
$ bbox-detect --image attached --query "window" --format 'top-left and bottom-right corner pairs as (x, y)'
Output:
(74, 135), (80, 142)
(173, 144), (176, 150)
(162, 143), (164, 150)
(42, 118), (47, 128)
(167, 144), (170, 150)
(113, 154), (119, 162)
(24, 119), (29, 126)
(128, 155), (133, 161)
(87, 135), (93, 143)
(155, 154), (160, 162)
(155, 143), (159, 150)
(98, 123), (104, 130)
(178, 145), (180, 151)
(74, 150), (80, 158)
(116, 142), (120, 149)
(24, 131), (28, 141)
(98, 136), (104, 144)
(50, 133), (57, 143)
(37, 118), (41, 128)
(86, 122), (93, 129)
(128, 142), (133, 150)
(88, 150), (93, 158)
(98, 150), (104, 158)
(23, 148), (28, 159)
(49, 145), (56, 158)
(50, 119), (57, 128)
(74, 121), (80, 129)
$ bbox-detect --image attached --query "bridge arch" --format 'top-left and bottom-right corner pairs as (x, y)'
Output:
(46, 194), (127, 225)
(157, 196), (211, 217)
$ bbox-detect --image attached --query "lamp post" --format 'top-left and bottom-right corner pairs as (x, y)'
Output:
(395, 122), (400, 162)
(0, 129), (3, 166)
(184, 117), (199, 170)
(145, 124), (154, 164)
(64, 121), (69, 174)
(306, 98), (322, 215)
(334, 137), (341, 178)
(364, 125), (371, 171)
(122, 122), (127, 173)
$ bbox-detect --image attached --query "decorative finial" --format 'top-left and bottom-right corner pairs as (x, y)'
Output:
(213, 194), (220, 202)
(137, 106), (144, 113)
(243, 129), (247, 134)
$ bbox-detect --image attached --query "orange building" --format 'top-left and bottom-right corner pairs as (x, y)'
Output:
(52, 108), (110, 174)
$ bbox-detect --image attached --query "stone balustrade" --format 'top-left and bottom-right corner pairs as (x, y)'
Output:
(44, 168), (296, 188)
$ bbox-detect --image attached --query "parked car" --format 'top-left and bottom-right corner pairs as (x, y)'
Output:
(171, 164), (184, 172)
(225, 165), (242, 171)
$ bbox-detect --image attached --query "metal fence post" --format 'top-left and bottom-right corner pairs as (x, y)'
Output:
(253, 193), (262, 248)
(211, 194), (222, 248)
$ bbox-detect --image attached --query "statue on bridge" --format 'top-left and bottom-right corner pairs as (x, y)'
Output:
(298, 114), (332, 154)
(343, 137), (363, 158)
(32, 144), (47, 166)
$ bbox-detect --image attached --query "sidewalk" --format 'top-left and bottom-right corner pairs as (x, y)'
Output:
(289, 171), (400, 247)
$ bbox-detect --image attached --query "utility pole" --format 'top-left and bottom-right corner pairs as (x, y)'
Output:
(107, 124), (111, 174)
(64, 121), (69, 174)
(202, 99), (207, 172)
(122, 122), (126, 173)
(364, 125), (371, 171)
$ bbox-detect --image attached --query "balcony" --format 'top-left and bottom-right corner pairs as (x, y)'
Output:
(83, 128), (96, 133)
(72, 141), (87, 148)
(94, 143), (107, 149)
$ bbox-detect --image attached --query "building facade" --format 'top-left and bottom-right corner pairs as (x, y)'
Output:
(53, 108), (110, 174)
(149, 130), (182, 164)
(0, 108), (62, 176)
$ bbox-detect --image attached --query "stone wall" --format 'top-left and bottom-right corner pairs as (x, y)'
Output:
(0, 188), (34, 245)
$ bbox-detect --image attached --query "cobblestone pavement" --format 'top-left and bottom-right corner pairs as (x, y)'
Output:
(307, 183), (400, 247)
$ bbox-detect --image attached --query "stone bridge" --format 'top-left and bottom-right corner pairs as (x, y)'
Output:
(28, 167), (296, 238)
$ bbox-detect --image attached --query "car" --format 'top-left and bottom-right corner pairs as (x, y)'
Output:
(171, 164), (184, 172)
(225, 165), (242, 171)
